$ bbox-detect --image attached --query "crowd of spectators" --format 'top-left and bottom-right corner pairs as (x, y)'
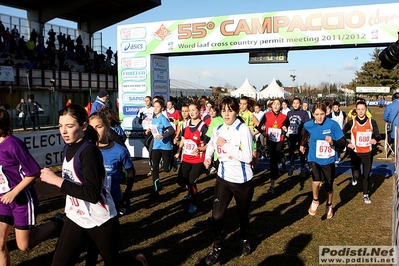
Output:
(0, 21), (117, 75)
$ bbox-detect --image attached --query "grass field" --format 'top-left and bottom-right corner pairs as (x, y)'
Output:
(8, 106), (396, 266)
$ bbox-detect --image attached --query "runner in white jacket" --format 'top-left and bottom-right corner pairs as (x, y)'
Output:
(203, 96), (254, 265)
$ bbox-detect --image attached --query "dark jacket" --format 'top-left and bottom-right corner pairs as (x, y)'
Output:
(28, 101), (41, 114)
(16, 102), (27, 116)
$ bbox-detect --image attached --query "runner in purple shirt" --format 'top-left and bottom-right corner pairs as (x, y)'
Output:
(0, 109), (60, 265)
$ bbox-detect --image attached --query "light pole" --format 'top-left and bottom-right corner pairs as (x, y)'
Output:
(290, 69), (296, 96)
(354, 56), (358, 70)
(354, 56), (359, 81)
(50, 79), (56, 128)
(327, 75), (331, 96)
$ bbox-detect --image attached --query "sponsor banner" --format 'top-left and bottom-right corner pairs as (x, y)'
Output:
(121, 57), (147, 69)
(15, 130), (64, 168)
(153, 70), (168, 81)
(124, 137), (149, 158)
(121, 81), (147, 92)
(356, 87), (391, 93)
(118, 4), (399, 55)
(366, 100), (392, 106)
(122, 93), (147, 104)
(153, 58), (168, 69)
(123, 106), (140, 115)
(119, 27), (147, 40)
(319, 246), (397, 264)
(153, 82), (168, 93)
(122, 70), (148, 81)
(0, 66), (14, 82)
(120, 40), (147, 53)
(125, 130), (146, 138)
(121, 70), (147, 81)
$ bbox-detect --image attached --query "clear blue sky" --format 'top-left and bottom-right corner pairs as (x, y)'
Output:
(1, 0), (398, 90)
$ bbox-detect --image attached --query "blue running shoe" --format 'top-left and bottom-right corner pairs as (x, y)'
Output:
(188, 203), (197, 213)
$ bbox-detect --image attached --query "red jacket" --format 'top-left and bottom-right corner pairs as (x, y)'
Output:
(264, 111), (286, 142)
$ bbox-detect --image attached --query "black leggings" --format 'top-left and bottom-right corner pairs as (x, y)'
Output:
(267, 140), (285, 179)
(151, 149), (172, 191)
(288, 134), (306, 168)
(180, 161), (204, 204)
(350, 151), (373, 194)
(31, 113), (40, 130)
(211, 176), (254, 248)
(52, 216), (119, 266)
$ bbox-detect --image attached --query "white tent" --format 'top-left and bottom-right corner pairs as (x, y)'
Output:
(230, 78), (257, 98)
(170, 79), (212, 97)
(259, 78), (290, 98)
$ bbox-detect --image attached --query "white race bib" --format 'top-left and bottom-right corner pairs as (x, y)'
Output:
(215, 134), (238, 161)
(65, 195), (90, 217)
(0, 166), (11, 193)
(356, 132), (372, 147)
(142, 117), (152, 130)
(150, 124), (160, 136)
(316, 140), (335, 159)
(268, 128), (281, 142)
(184, 139), (198, 155)
(288, 124), (299, 134)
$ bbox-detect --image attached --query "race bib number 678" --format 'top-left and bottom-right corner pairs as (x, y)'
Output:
(316, 140), (335, 159)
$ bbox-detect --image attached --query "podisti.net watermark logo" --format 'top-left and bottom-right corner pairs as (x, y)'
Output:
(319, 246), (397, 264)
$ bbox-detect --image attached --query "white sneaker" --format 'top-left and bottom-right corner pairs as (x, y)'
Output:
(209, 167), (217, 174)
(308, 200), (319, 216)
(118, 208), (126, 216)
(363, 194), (371, 204)
(351, 177), (357, 186)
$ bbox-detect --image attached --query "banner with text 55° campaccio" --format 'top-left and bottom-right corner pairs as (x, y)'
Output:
(117, 3), (399, 133)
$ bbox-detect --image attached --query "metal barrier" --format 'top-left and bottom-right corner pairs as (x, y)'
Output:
(386, 123), (395, 158)
(393, 127), (398, 248)
(0, 67), (117, 129)
(14, 68), (118, 91)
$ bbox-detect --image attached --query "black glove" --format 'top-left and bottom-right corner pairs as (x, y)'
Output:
(139, 113), (144, 124)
